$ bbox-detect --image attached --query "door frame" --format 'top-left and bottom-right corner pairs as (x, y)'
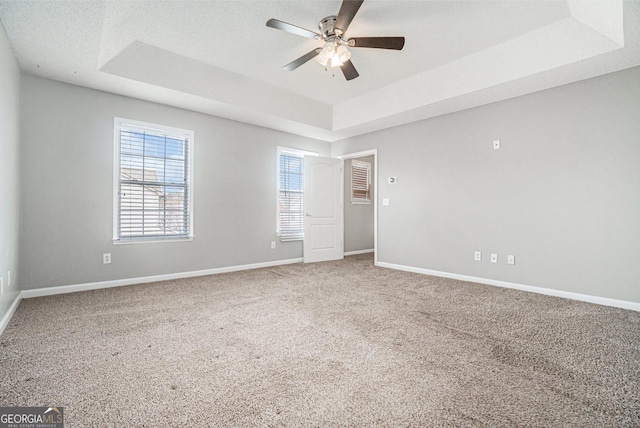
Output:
(337, 149), (378, 266)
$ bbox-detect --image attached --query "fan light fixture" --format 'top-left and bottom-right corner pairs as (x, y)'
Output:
(266, 1), (406, 81)
(316, 41), (351, 68)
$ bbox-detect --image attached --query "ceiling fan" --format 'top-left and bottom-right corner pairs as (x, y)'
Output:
(266, 0), (405, 81)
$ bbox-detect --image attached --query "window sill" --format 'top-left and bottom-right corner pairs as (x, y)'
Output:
(279, 236), (304, 242)
(113, 237), (194, 245)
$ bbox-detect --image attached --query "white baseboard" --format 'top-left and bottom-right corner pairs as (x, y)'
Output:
(0, 293), (23, 336)
(376, 261), (640, 312)
(21, 258), (303, 299)
(344, 249), (374, 256)
(11, 257), (638, 334)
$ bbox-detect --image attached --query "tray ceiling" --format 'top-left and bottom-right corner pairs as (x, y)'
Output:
(1, 0), (638, 141)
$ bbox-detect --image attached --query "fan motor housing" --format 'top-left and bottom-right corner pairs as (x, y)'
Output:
(319, 15), (337, 38)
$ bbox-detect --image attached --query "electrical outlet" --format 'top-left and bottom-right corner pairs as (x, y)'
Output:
(491, 253), (498, 263)
(271, 241), (276, 249)
(103, 253), (112, 264)
(474, 251), (481, 261)
(493, 140), (501, 150)
(508, 255), (515, 265)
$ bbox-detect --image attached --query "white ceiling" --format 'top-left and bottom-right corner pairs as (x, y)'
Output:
(1, 0), (639, 142)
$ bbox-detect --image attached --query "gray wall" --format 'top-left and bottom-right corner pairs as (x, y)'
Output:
(0, 21), (21, 320)
(333, 66), (640, 303)
(20, 75), (330, 290)
(344, 155), (374, 253)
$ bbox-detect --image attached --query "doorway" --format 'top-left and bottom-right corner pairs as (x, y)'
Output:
(339, 150), (377, 264)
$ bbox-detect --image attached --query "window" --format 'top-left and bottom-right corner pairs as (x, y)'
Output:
(113, 118), (194, 243)
(277, 147), (316, 241)
(351, 160), (371, 203)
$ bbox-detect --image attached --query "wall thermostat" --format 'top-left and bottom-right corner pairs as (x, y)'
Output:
(388, 177), (397, 184)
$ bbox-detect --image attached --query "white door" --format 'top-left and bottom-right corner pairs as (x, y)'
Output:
(303, 156), (343, 263)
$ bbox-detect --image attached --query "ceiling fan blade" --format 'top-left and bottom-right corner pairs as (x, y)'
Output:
(349, 37), (405, 50)
(266, 18), (321, 40)
(340, 59), (359, 81)
(335, 0), (364, 36)
(283, 49), (322, 71)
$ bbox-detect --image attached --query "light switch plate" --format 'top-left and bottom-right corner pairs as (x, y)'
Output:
(491, 253), (498, 263)
(474, 251), (481, 261)
(493, 140), (501, 150)
(508, 255), (515, 265)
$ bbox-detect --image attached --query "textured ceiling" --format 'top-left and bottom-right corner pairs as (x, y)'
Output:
(1, 1), (639, 141)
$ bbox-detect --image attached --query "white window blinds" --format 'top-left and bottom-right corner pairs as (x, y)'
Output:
(278, 150), (304, 240)
(115, 119), (193, 242)
(351, 160), (371, 203)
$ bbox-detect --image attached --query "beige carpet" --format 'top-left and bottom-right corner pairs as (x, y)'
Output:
(1, 254), (639, 427)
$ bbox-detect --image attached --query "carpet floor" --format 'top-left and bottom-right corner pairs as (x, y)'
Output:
(1, 254), (639, 427)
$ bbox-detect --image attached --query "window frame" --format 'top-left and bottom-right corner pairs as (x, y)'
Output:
(276, 146), (317, 241)
(351, 159), (371, 204)
(113, 117), (195, 244)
